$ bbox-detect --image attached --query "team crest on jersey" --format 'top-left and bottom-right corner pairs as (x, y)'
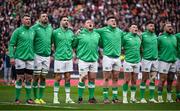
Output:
(21, 32), (25, 35)
(31, 32), (35, 36)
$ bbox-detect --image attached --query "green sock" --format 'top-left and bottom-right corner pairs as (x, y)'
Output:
(54, 81), (59, 98)
(131, 85), (136, 91)
(123, 83), (128, 92)
(15, 80), (22, 100)
(149, 82), (155, 99)
(65, 82), (70, 99)
(33, 81), (38, 99)
(88, 82), (95, 99)
(25, 81), (32, 100)
(103, 88), (109, 99)
(140, 82), (146, 99)
(39, 81), (46, 99)
(78, 82), (85, 98)
(112, 87), (118, 100)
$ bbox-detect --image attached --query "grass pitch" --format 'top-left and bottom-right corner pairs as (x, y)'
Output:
(0, 85), (179, 110)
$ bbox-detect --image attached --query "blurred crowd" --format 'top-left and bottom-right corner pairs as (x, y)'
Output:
(0, 0), (179, 81)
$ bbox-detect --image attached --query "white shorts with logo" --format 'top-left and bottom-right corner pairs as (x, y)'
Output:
(34, 54), (50, 74)
(158, 61), (176, 74)
(78, 59), (98, 74)
(15, 59), (34, 70)
(123, 61), (141, 73)
(54, 59), (73, 73)
(141, 59), (158, 72)
(103, 55), (121, 71)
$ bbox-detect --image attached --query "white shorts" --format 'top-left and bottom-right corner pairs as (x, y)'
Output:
(103, 55), (121, 71)
(15, 59), (34, 70)
(141, 59), (158, 72)
(123, 61), (140, 73)
(176, 59), (180, 73)
(78, 59), (98, 74)
(158, 61), (176, 74)
(34, 54), (50, 74)
(54, 59), (73, 73)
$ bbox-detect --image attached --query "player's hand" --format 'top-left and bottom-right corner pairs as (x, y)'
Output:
(10, 58), (15, 65)
(75, 29), (81, 35)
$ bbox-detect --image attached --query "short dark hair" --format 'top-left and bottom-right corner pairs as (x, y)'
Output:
(39, 12), (48, 18)
(22, 14), (30, 18)
(145, 21), (154, 26)
(106, 16), (116, 21)
(83, 19), (92, 24)
(60, 16), (68, 21)
(128, 23), (138, 28)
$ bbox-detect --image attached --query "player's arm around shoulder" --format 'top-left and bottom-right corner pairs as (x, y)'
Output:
(72, 31), (80, 49)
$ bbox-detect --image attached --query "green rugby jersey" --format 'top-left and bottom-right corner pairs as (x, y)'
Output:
(158, 32), (177, 63)
(32, 22), (53, 57)
(73, 28), (100, 62)
(122, 32), (141, 63)
(141, 30), (158, 60)
(52, 27), (74, 60)
(95, 26), (123, 58)
(8, 25), (35, 60)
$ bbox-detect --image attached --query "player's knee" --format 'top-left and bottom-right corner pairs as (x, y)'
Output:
(124, 80), (129, 84)
(55, 74), (61, 81)
(89, 76), (95, 82)
(65, 78), (70, 83)
(25, 69), (33, 75)
(40, 76), (46, 82)
(104, 78), (109, 82)
(160, 76), (166, 82)
(112, 78), (118, 82)
(25, 74), (33, 82)
(131, 80), (136, 85)
(142, 75), (148, 82)
(81, 78), (86, 83)
(33, 75), (40, 81)
(16, 69), (25, 75)
(17, 75), (24, 82)
(142, 78), (147, 83)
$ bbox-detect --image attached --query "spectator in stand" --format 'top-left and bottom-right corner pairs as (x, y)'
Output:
(0, 0), (179, 72)
(3, 49), (12, 85)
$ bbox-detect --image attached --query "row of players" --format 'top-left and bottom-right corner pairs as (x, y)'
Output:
(8, 13), (180, 104)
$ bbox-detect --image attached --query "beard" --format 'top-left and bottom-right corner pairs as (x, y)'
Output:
(167, 29), (173, 34)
